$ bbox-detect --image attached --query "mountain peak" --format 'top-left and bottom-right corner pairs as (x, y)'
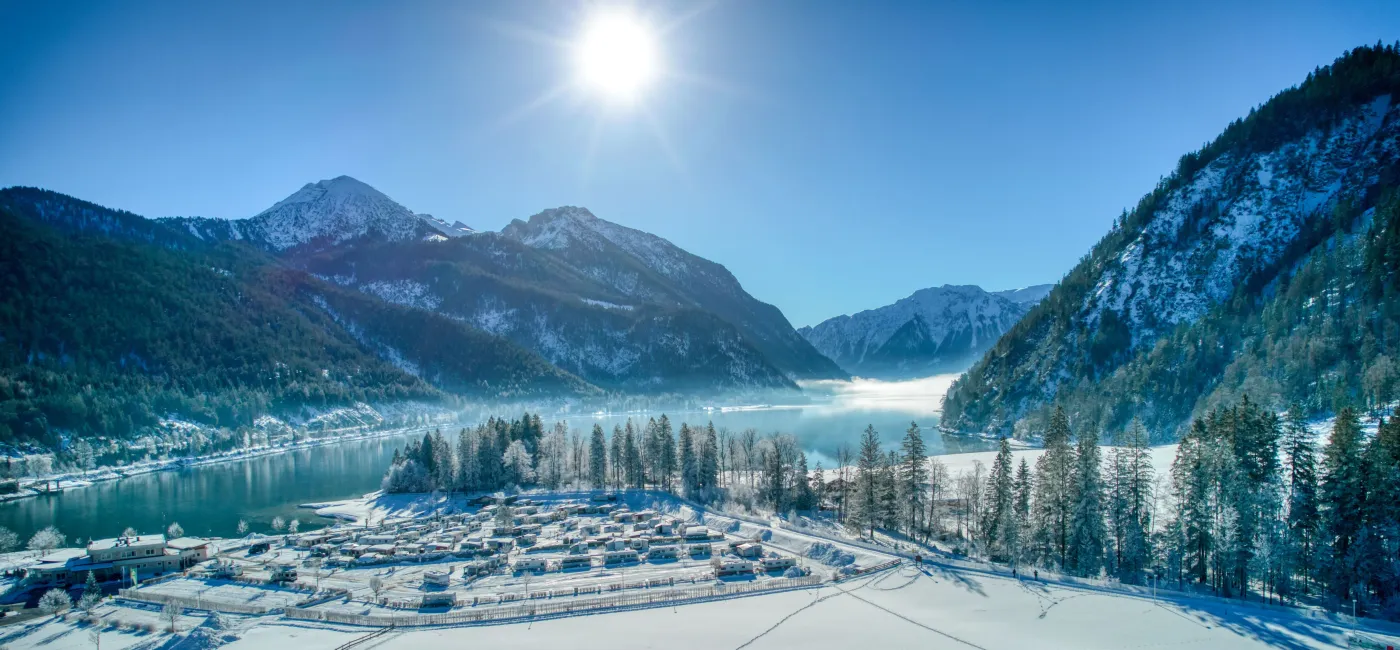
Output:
(246, 176), (429, 250)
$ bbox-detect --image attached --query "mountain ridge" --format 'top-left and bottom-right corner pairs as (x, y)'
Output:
(798, 283), (1051, 377)
(942, 45), (1400, 440)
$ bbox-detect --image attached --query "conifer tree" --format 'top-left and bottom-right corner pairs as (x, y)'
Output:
(900, 422), (928, 537)
(982, 437), (1016, 561)
(1321, 406), (1366, 602)
(589, 423), (607, 488)
(1032, 407), (1075, 569)
(854, 425), (882, 538)
(1068, 428), (1106, 577)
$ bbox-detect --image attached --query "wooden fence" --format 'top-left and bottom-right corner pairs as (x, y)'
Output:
(287, 575), (823, 627)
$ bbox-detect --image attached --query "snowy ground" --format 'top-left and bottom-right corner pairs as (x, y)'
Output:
(207, 567), (1400, 650)
(4, 514), (1399, 649)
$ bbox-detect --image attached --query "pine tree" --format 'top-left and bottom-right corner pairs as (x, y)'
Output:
(456, 428), (478, 493)
(657, 415), (677, 491)
(1032, 406), (1076, 569)
(589, 424), (607, 489)
(982, 437), (1016, 562)
(1113, 418), (1153, 584)
(1012, 457), (1032, 565)
(855, 425), (882, 538)
(678, 423), (697, 496)
(609, 425), (624, 488)
(698, 422), (720, 494)
(900, 422), (928, 537)
(1283, 405), (1320, 596)
(1067, 428), (1106, 577)
(1321, 406), (1366, 603)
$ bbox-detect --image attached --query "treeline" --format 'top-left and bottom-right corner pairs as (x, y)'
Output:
(943, 45), (1400, 439)
(382, 412), (817, 511)
(829, 400), (1400, 619)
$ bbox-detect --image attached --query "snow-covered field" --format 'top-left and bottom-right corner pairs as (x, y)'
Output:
(44, 565), (1381, 650)
(4, 496), (1398, 650)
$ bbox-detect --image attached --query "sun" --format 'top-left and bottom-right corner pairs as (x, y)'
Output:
(575, 11), (659, 103)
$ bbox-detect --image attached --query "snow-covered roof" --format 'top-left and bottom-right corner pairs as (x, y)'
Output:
(88, 534), (165, 551)
(165, 537), (209, 550)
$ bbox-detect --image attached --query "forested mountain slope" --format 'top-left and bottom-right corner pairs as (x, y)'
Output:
(0, 190), (596, 447)
(299, 234), (799, 393)
(798, 284), (1051, 377)
(501, 207), (848, 381)
(943, 45), (1400, 441)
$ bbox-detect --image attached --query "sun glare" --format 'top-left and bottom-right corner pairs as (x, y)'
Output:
(575, 11), (659, 103)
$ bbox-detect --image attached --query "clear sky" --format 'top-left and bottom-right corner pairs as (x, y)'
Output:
(2, 1), (1398, 327)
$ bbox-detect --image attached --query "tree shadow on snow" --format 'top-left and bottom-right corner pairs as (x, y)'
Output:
(1161, 596), (1369, 650)
(918, 563), (986, 598)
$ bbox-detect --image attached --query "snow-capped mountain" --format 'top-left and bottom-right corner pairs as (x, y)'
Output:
(501, 207), (849, 381)
(944, 46), (1400, 437)
(163, 176), (449, 251)
(798, 284), (1051, 377)
(156, 177), (840, 391)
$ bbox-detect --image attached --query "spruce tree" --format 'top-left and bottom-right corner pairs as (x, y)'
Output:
(900, 422), (928, 537)
(1067, 428), (1106, 577)
(1032, 406), (1075, 569)
(1012, 457), (1032, 565)
(589, 424), (607, 489)
(983, 437), (1016, 561)
(1321, 406), (1366, 602)
(855, 425), (882, 538)
(1283, 405), (1320, 596)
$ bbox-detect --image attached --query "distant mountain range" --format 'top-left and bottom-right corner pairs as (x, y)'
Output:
(943, 45), (1400, 440)
(798, 284), (1051, 378)
(0, 177), (844, 445)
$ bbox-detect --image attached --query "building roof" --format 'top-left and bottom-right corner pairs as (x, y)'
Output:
(165, 537), (209, 550)
(88, 534), (165, 552)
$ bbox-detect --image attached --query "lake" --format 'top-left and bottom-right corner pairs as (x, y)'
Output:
(0, 375), (995, 544)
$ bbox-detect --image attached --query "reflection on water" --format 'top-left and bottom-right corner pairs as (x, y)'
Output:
(585, 374), (982, 465)
(0, 375), (990, 543)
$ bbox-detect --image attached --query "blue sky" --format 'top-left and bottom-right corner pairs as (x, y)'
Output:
(2, 1), (1397, 327)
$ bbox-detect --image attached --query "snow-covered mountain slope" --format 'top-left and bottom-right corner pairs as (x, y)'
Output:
(156, 178), (831, 392)
(161, 176), (445, 252)
(301, 234), (798, 393)
(944, 46), (1400, 438)
(994, 284), (1054, 304)
(416, 213), (475, 237)
(798, 284), (1049, 377)
(501, 207), (849, 381)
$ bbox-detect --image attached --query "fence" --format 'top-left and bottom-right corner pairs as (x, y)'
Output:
(116, 588), (285, 616)
(287, 575), (823, 627)
(835, 559), (901, 582)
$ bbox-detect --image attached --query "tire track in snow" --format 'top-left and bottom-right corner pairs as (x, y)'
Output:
(731, 575), (880, 650)
(833, 580), (989, 650)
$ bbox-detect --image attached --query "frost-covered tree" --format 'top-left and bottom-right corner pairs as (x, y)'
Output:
(166, 522), (184, 539)
(503, 440), (536, 486)
(39, 588), (70, 616)
(28, 526), (65, 555)
(288, 519), (300, 534)
(236, 520), (248, 536)
(0, 526), (18, 553)
(271, 516), (286, 533)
